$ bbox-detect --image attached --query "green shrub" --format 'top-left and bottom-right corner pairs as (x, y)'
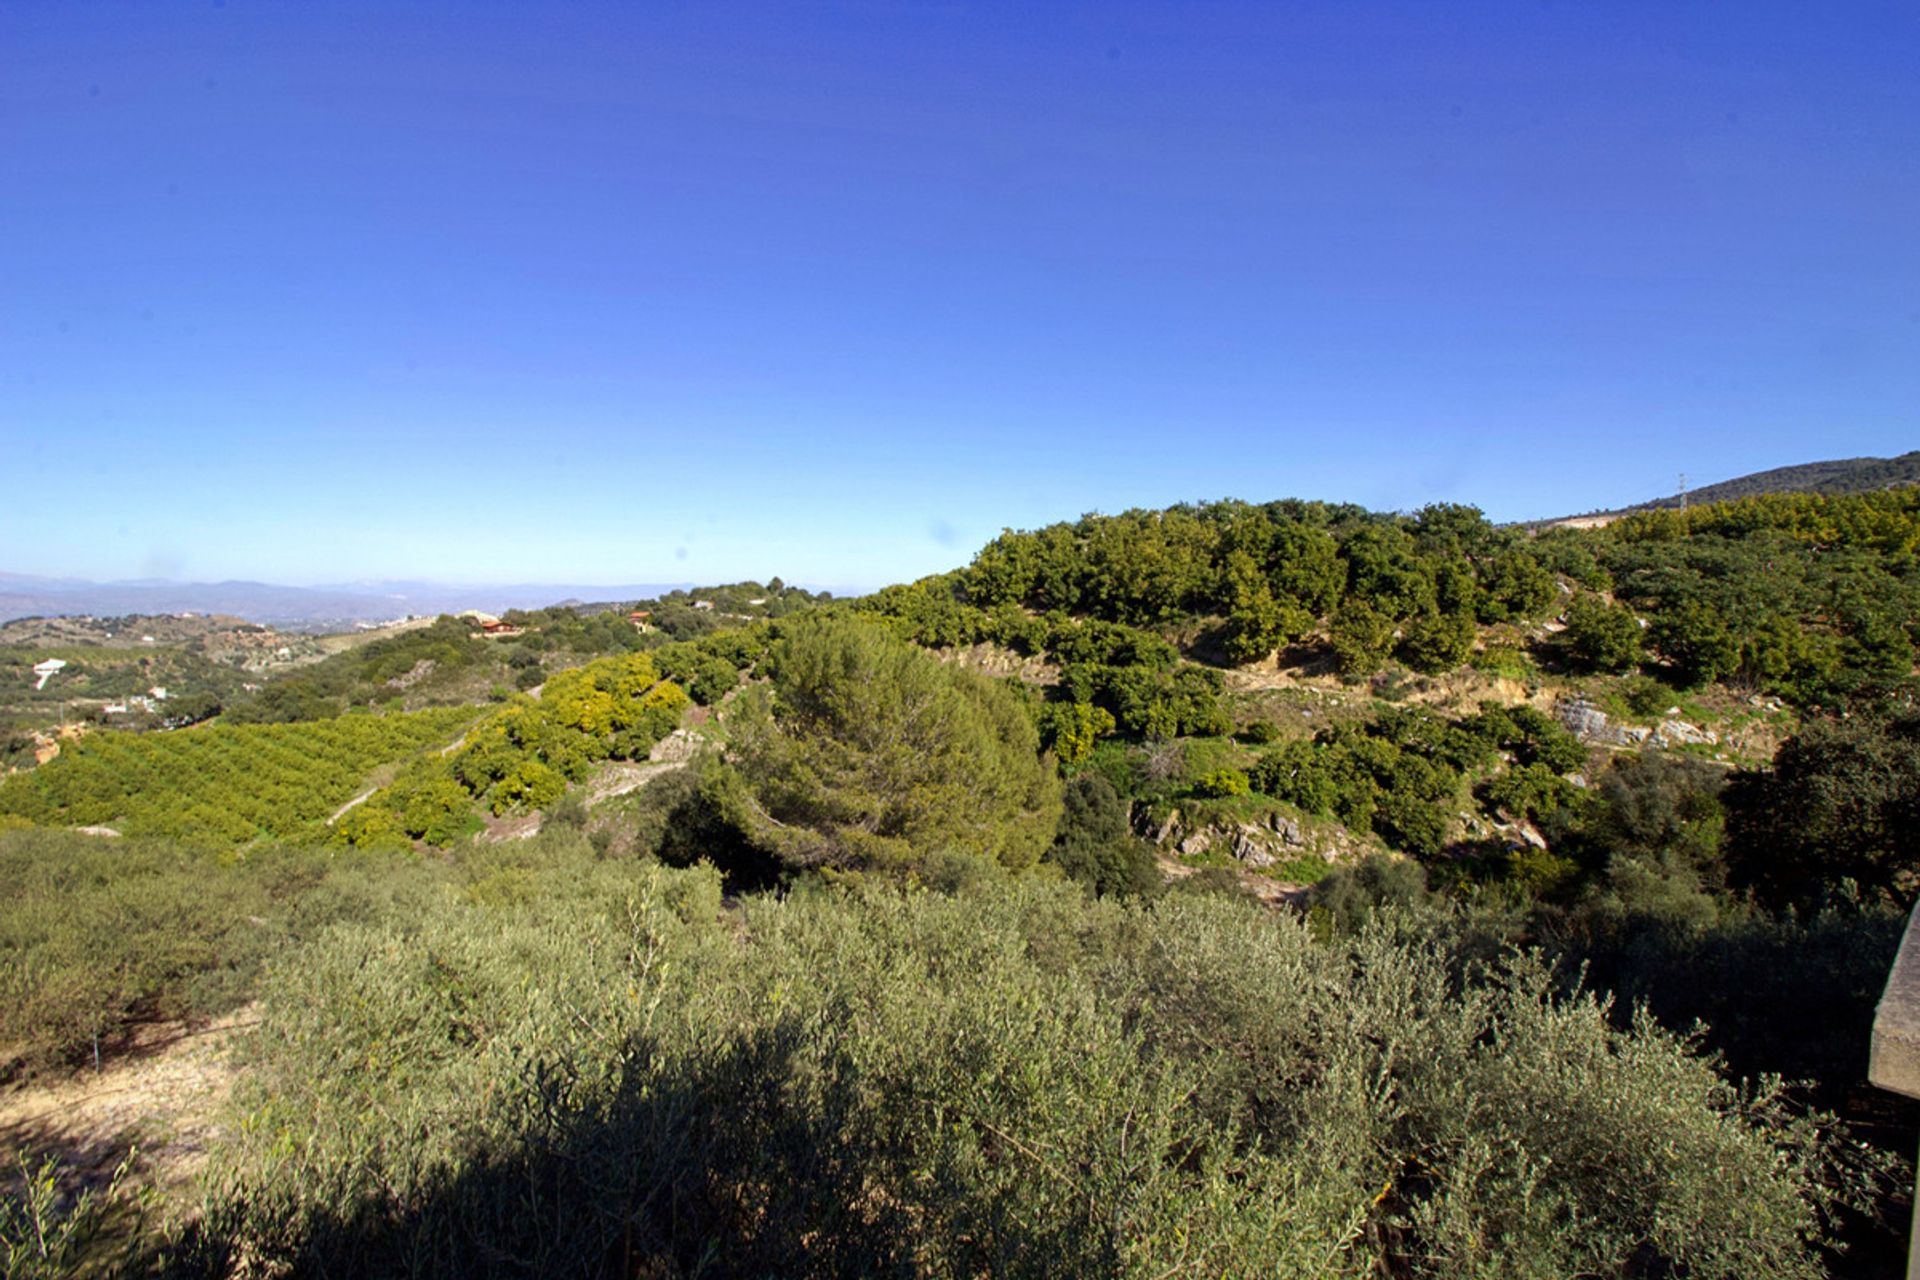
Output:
(1249, 740), (1338, 815)
(1045, 774), (1159, 898)
(1329, 600), (1395, 679)
(1397, 609), (1476, 674)
(1239, 719), (1281, 744)
(725, 615), (1062, 879)
(1308, 853), (1433, 934)
(1, 1147), (143, 1279)
(1560, 594), (1643, 673)
(167, 880), (1880, 1279)
(0, 830), (442, 1074)
(1616, 673), (1675, 720)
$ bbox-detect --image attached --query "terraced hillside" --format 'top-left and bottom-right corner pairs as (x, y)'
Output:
(0, 706), (481, 843)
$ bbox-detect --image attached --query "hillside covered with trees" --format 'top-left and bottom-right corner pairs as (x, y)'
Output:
(5, 488), (1920, 1277)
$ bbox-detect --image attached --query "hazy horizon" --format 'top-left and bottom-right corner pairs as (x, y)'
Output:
(5, 2), (1915, 587)
(2, 445), (1910, 600)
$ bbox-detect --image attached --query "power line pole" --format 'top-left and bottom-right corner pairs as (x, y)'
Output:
(1678, 472), (1688, 511)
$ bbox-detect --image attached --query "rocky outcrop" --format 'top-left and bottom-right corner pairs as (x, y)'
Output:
(1651, 717), (1718, 748)
(1556, 697), (1718, 750)
(934, 642), (1057, 686)
(1144, 805), (1373, 871)
(386, 658), (436, 691)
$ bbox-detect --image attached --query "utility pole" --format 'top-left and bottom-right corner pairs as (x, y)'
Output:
(1678, 473), (1689, 512)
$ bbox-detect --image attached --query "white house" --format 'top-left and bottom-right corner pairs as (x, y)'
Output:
(32, 658), (67, 691)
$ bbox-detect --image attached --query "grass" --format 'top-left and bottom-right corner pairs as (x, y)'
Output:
(1470, 641), (1544, 683)
(1262, 855), (1335, 884)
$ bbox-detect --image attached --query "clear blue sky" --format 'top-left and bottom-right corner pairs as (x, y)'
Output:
(3, 2), (1915, 591)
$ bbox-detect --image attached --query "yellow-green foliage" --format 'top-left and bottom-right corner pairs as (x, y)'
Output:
(0, 707), (478, 843)
(1613, 487), (1920, 554)
(1040, 700), (1115, 767)
(333, 651), (689, 846)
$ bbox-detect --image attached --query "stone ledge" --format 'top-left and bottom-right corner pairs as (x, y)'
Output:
(1872, 904), (1920, 1099)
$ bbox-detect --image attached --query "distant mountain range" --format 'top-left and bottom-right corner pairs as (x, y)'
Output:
(1535, 450), (1920, 525)
(0, 574), (699, 629)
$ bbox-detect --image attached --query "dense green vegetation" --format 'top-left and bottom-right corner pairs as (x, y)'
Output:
(0, 707), (477, 843)
(868, 490), (1920, 705)
(7, 486), (1920, 1276)
(0, 828), (1881, 1278)
(1598, 490), (1920, 702)
(714, 615), (1062, 883)
(0, 831), (449, 1075)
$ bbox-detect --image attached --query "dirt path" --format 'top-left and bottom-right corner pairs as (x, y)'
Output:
(584, 759), (687, 804)
(328, 786), (381, 823)
(0, 1006), (254, 1198)
(327, 714), (492, 825)
(582, 729), (705, 806)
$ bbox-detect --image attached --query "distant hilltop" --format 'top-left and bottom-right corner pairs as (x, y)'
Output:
(1531, 450), (1920, 529)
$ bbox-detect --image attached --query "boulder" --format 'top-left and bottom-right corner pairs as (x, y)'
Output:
(1556, 698), (1614, 743)
(1267, 812), (1303, 845)
(1148, 809), (1182, 845)
(1652, 719), (1719, 748)
(1232, 830), (1277, 869)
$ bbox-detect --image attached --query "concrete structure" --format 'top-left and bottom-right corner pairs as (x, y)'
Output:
(31, 658), (67, 690)
(1871, 904), (1920, 1275)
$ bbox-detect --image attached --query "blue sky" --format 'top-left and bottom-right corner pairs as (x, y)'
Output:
(3, 2), (1915, 591)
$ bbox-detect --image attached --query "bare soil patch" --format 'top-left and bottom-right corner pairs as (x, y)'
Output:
(0, 1005), (253, 1198)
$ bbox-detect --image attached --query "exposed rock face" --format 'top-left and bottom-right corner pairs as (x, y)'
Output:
(1556, 697), (1717, 750)
(1557, 698), (1629, 745)
(1232, 828), (1277, 868)
(1145, 806), (1372, 870)
(387, 658), (437, 691)
(1149, 810), (1183, 845)
(649, 728), (704, 764)
(934, 642), (1057, 685)
(1652, 718), (1719, 748)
